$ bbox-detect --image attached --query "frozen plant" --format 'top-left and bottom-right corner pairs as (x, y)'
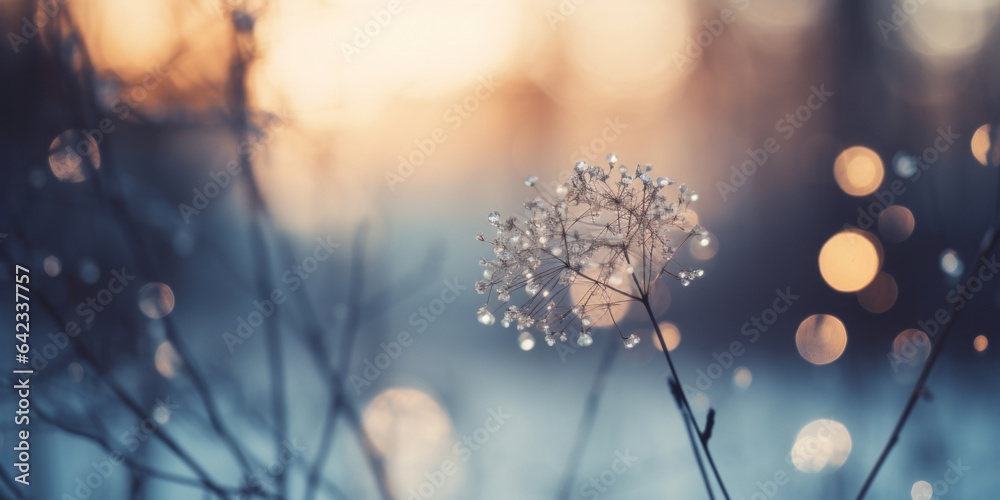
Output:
(475, 153), (705, 349)
(474, 153), (729, 499)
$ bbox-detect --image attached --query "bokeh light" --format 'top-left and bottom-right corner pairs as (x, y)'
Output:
(733, 367), (752, 390)
(900, 0), (1000, 60)
(652, 321), (681, 352)
(939, 249), (964, 278)
(878, 205), (915, 243)
(518, 331), (535, 351)
(974, 334), (988, 352)
(362, 387), (455, 497)
(856, 271), (898, 313)
(893, 152), (919, 178)
(154, 341), (181, 378)
(690, 231), (719, 261)
(48, 130), (100, 182)
(790, 419), (852, 473)
(819, 231), (881, 292)
(138, 282), (176, 319)
(911, 480), (933, 500)
(834, 146), (884, 197)
(971, 124), (992, 166)
(893, 329), (931, 368)
(43, 256), (61, 277)
(795, 314), (848, 365)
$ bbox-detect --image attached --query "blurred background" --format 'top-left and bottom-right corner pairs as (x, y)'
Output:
(1, 0), (999, 498)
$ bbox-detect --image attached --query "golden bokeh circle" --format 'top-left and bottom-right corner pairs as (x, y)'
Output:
(834, 146), (884, 196)
(819, 231), (881, 292)
(795, 314), (847, 365)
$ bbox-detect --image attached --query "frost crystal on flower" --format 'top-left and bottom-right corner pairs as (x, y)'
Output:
(474, 155), (706, 348)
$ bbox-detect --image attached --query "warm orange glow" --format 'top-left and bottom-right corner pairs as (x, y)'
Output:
(791, 419), (852, 473)
(555, 0), (691, 104)
(154, 341), (181, 378)
(795, 314), (847, 365)
(971, 124), (992, 166)
(893, 329), (931, 368)
(139, 283), (176, 319)
(819, 231), (881, 292)
(878, 205), (915, 243)
(834, 146), (884, 196)
(652, 321), (681, 352)
(362, 387), (456, 497)
(856, 271), (897, 313)
(974, 334), (989, 352)
(900, 1), (999, 59)
(49, 130), (100, 183)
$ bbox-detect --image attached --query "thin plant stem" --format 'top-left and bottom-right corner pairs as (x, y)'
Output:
(556, 339), (620, 500)
(639, 291), (731, 500)
(676, 384), (715, 500)
(856, 170), (1000, 498)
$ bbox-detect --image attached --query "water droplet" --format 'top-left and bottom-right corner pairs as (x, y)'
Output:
(525, 175), (539, 187)
(477, 307), (495, 326)
(487, 211), (501, 225)
(574, 161), (587, 172)
(624, 333), (640, 349)
(607, 153), (618, 165)
(577, 332), (593, 347)
(657, 177), (675, 187)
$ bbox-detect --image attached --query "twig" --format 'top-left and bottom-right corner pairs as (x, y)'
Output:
(637, 281), (731, 499)
(556, 339), (620, 500)
(856, 169), (1000, 499)
(670, 379), (714, 499)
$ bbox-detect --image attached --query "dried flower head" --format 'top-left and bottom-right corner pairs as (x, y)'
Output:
(475, 154), (706, 348)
